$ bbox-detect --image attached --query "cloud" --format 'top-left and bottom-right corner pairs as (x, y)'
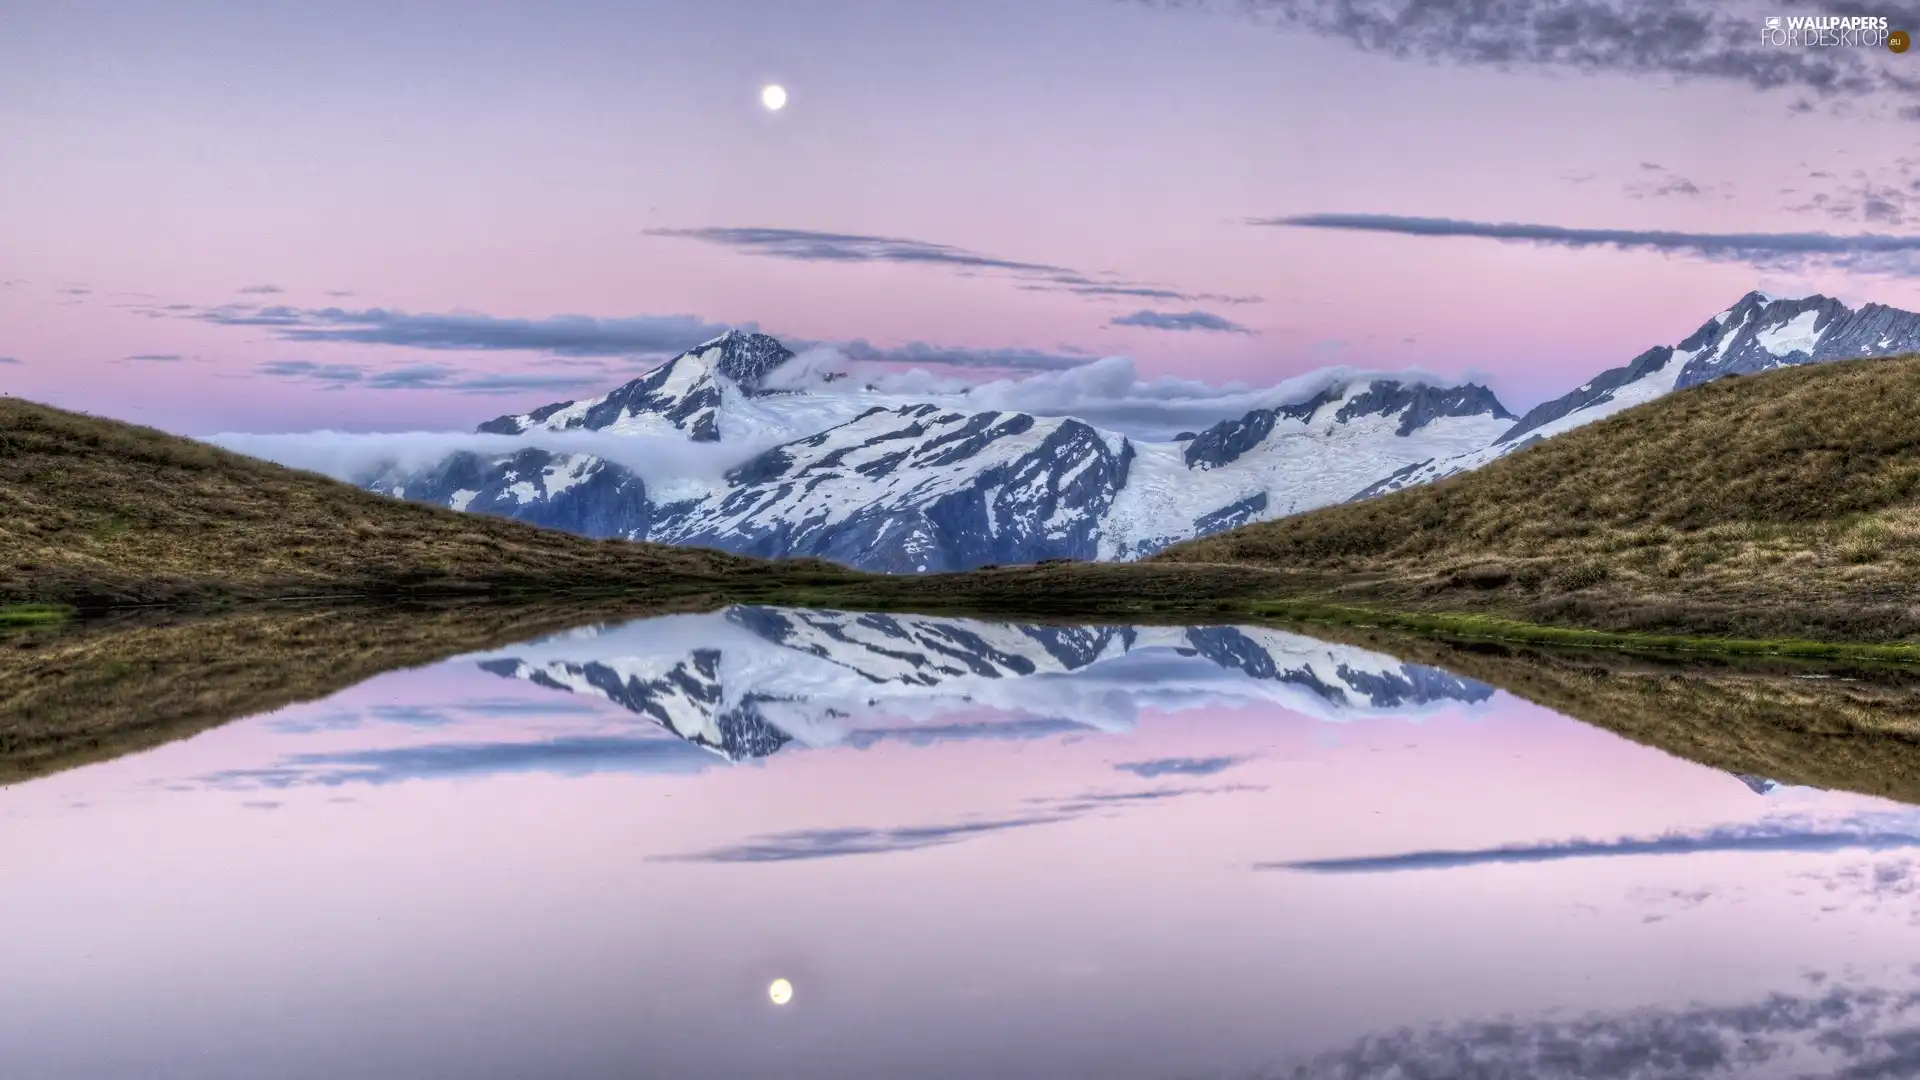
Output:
(1026, 283), (1265, 304)
(1264, 815), (1920, 874)
(953, 354), (1473, 439)
(756, 347), (1485, 440)
(252, 357), (611, 395)
(1139, 0), (1920, 108)
(1788, 158), (1920, 227)
(365, 704), (454, 727)
(199, 734), (719, 788)
(195, 305), (739, 358)
(185, 300), (1104, 378)
(256, 359), (367, 386)
(1799, 858), (1920, 925)
(825, 338), (1097, 372)
(364, 364), (460, 390)
(0, 356), (21, 365)
(237, 284), (284, 295)
(1261, 212), (1920, 276)
(206, 428), (784, 490)
(264, 709), (369, 735)
(652, 815), (1074, 863)
(121, 353), (184, 363)
(1623, 164), (1715, 200)
(650, 225), (1077, 275)
(1109, 309), (1255, 334)
(324, 289), (355, 298)
(1277, 978), (1920, 1080)
(1113, 754), (1249, 778)
(449, 696), (608, 717)
(1039, 783), (1264, 813)
(649, 224), (1247, 305)
(843, 717), (1100, 749)
(658, 782), (1261, 863)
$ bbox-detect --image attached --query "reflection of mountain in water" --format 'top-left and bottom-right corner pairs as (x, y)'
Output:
(476, 650), (795, 762)
(472, 607), (1496, 762)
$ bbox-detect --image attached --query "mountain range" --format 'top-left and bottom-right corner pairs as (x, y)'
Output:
(366, 291), (1920, 572)
(465, 606), (1497, 762)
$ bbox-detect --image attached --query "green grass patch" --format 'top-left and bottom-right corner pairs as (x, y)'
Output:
(1239, 599), (1920, 663)
(0, 603), (74, 626)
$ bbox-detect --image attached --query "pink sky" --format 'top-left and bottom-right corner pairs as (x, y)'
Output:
(6, 1), (1920, 435)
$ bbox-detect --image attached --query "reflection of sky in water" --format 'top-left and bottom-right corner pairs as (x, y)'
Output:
(3, 610), (1920, 1079)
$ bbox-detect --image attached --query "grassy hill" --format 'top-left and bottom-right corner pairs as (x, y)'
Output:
(1157, 355), (1920, 643)
(0, 398), (861, 607)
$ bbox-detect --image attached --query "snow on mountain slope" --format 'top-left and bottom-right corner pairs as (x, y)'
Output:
(365, 445), (653, 537)
(1351, 291), (1920, 499)
(365, 291), (1920, 570)
(476, 330), (869, 444)
(461, 607), (1497, 762)
(655, 404), (1134, 571)
(374, 364), (1514, 569)
(1673, 291), (1920, 386)
(1102, 380), (1513, 557)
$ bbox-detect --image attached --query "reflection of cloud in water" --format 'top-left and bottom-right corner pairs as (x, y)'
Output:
(1801, 858), (1920, 926)
(200, 734), (719, 789)
(1113, 755), (1249, 778)
(267, 696), (607, 735)
(1260, 978), (1920, 1080)
(840, 716), (1097, 749)
(657, 784), (1259, 863)
(1266, 815), (1920, 874)
(451, 696), (608, 717)
(652, 815), (1072, 863)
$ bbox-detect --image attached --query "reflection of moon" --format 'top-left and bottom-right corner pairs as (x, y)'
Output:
(768, 977), (793, 1005)
(760, 84), (788, 111)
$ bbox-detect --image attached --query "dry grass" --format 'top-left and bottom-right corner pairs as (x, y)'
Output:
(1301, 624), (1920, 805)
(0, 597), (722, 786)
(1157, 355), (1920, 642)
(0, 398), (858, 607)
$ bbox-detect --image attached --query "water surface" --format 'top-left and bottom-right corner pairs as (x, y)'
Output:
(5, 608), (1919, 1079)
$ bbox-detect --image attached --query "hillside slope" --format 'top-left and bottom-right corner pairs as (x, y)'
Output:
(1157, 355), (1920, 641)
(0, 399), (855, 607)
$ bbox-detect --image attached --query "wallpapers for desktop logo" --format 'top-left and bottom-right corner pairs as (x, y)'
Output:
(1761, 14), (1907, 51)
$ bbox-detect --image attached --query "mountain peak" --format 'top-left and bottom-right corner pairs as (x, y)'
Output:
(476, 331), (798, 440)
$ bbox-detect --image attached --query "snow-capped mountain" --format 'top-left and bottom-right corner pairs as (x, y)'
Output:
(659, 406), (1134, 570)
(371, 446), (654, 538)
(363, 294), (1920, 571)
(1352, 291), (1920, 498)
(464, 607), (1497, 762)
(475, 331), (865, 444)
(367, 330), (1515, 570)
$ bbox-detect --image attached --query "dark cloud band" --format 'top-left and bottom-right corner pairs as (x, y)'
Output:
(1110, 309), (1255, 333)
(1140, 0), (1920, 106)
(1266, 817), (1920, 873)
(650, 224), (1252, 306)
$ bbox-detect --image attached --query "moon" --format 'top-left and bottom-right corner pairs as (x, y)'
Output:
(768, 977), (794, 1005)
(760, 84), (788, 112)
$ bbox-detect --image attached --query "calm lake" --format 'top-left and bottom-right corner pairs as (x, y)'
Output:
(5, 607), (1920, 1079)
